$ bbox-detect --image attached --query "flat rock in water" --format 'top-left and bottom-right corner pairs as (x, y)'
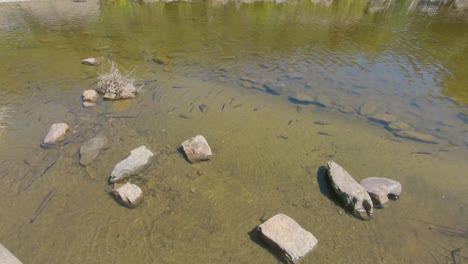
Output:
(386, 121), (411, 132)
(79, 133), (109, 166)
(326, 160), (373, 219)
(368, 113), (397, 125)
(257, 213), (318, 262)
(81, 57), (103, 66)
(0, 243), (23, 264)
(360, 177), (402, 208)
(109, 146), (155, 183)
(394, 130), (439, 144)
(42, 123), (70, 147)
(181, 135), (212, 163)
(112, 182), (143, 208)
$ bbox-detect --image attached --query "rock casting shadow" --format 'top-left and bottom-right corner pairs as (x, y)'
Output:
(316, 166), (345, 208)
(248, 227), (289, 264)
(177, 146), (191, 163)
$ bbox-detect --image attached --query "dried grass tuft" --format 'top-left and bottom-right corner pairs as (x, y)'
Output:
(96, 61), (141, 100)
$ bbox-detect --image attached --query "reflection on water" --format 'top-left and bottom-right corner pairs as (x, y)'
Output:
(0, 0), (467, 263)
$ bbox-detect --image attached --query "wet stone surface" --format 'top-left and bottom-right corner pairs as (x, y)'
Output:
(360, 177), (402, 208)
(257, 213), (318, 262)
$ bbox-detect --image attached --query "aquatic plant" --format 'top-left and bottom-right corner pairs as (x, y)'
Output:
(96, 61), (141, 100)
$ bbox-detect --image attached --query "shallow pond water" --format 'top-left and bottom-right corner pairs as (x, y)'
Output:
(0, 0), (467, 263)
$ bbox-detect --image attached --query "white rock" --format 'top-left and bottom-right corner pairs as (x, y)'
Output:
(360, 177), (402, 208)
(81, 57), (102, 66)
(109, 146), (154, 183)
(257, 214), (318, 262)
(42, 123), (70, 147)
(112, 183), (143, 208)
(82, 90), (99, 102)
(326, 160), (374, 219)
(181, 135), (212, 163)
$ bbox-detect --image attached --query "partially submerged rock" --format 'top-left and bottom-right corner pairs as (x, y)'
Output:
(42, 123), (70, 147)
(112, 182), (143, 208)
(181, 135), (212, 163)
(82, 90), (99, 102)
(394, 130), (439, 144)
(109, 146), (154, 183)
(82, 89), (99, 107)
(257, 213), (318, 262)
(326, 160), (373, 219)
(79, 133), (109, 166)
(360, 177), (402, 208)
(81, 57), (103, 66)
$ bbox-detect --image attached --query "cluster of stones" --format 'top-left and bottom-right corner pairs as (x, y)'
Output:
(327, 160), (402, 218)
(39, 122), (402, 261)
(108, 135), (212, 208)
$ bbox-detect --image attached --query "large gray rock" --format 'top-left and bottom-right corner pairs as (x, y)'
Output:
(360, 177), (402, 208)
(109, 146), (154, 183)
(112, 182), (143, 208)
(326, 161), (374, 219)
(257, 213), (318, 262)
(79, 133), (109, 166)
(181, 135), (212, 163)
(0, 243), (23, 264)
(42, 123), (70, 147)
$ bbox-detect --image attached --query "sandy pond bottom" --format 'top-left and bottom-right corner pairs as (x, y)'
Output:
(0, 74), (467, 264)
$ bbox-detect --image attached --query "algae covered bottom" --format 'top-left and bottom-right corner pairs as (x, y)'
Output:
(0, 0), (467, 263)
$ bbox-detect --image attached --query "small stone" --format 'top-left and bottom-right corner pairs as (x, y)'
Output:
(82, 101), (96, 108)
(257, 213), (318, 262)
(79, 133), (109, 166)
(81, 57), (103, 66)
(394, 130), (439, 144)
(386, 121), (412, 132)
(326, 161), (373, 219)
(360, 177), (402, 208)
(181, 135), (212, 163)
(42, 123), (70, 147)
(368, 113), (397, 125)
(82, 90), (99, 103)
(112, 182), (143, 208)
(190, 188), (196, 193)
(109, 146), (155, 183)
